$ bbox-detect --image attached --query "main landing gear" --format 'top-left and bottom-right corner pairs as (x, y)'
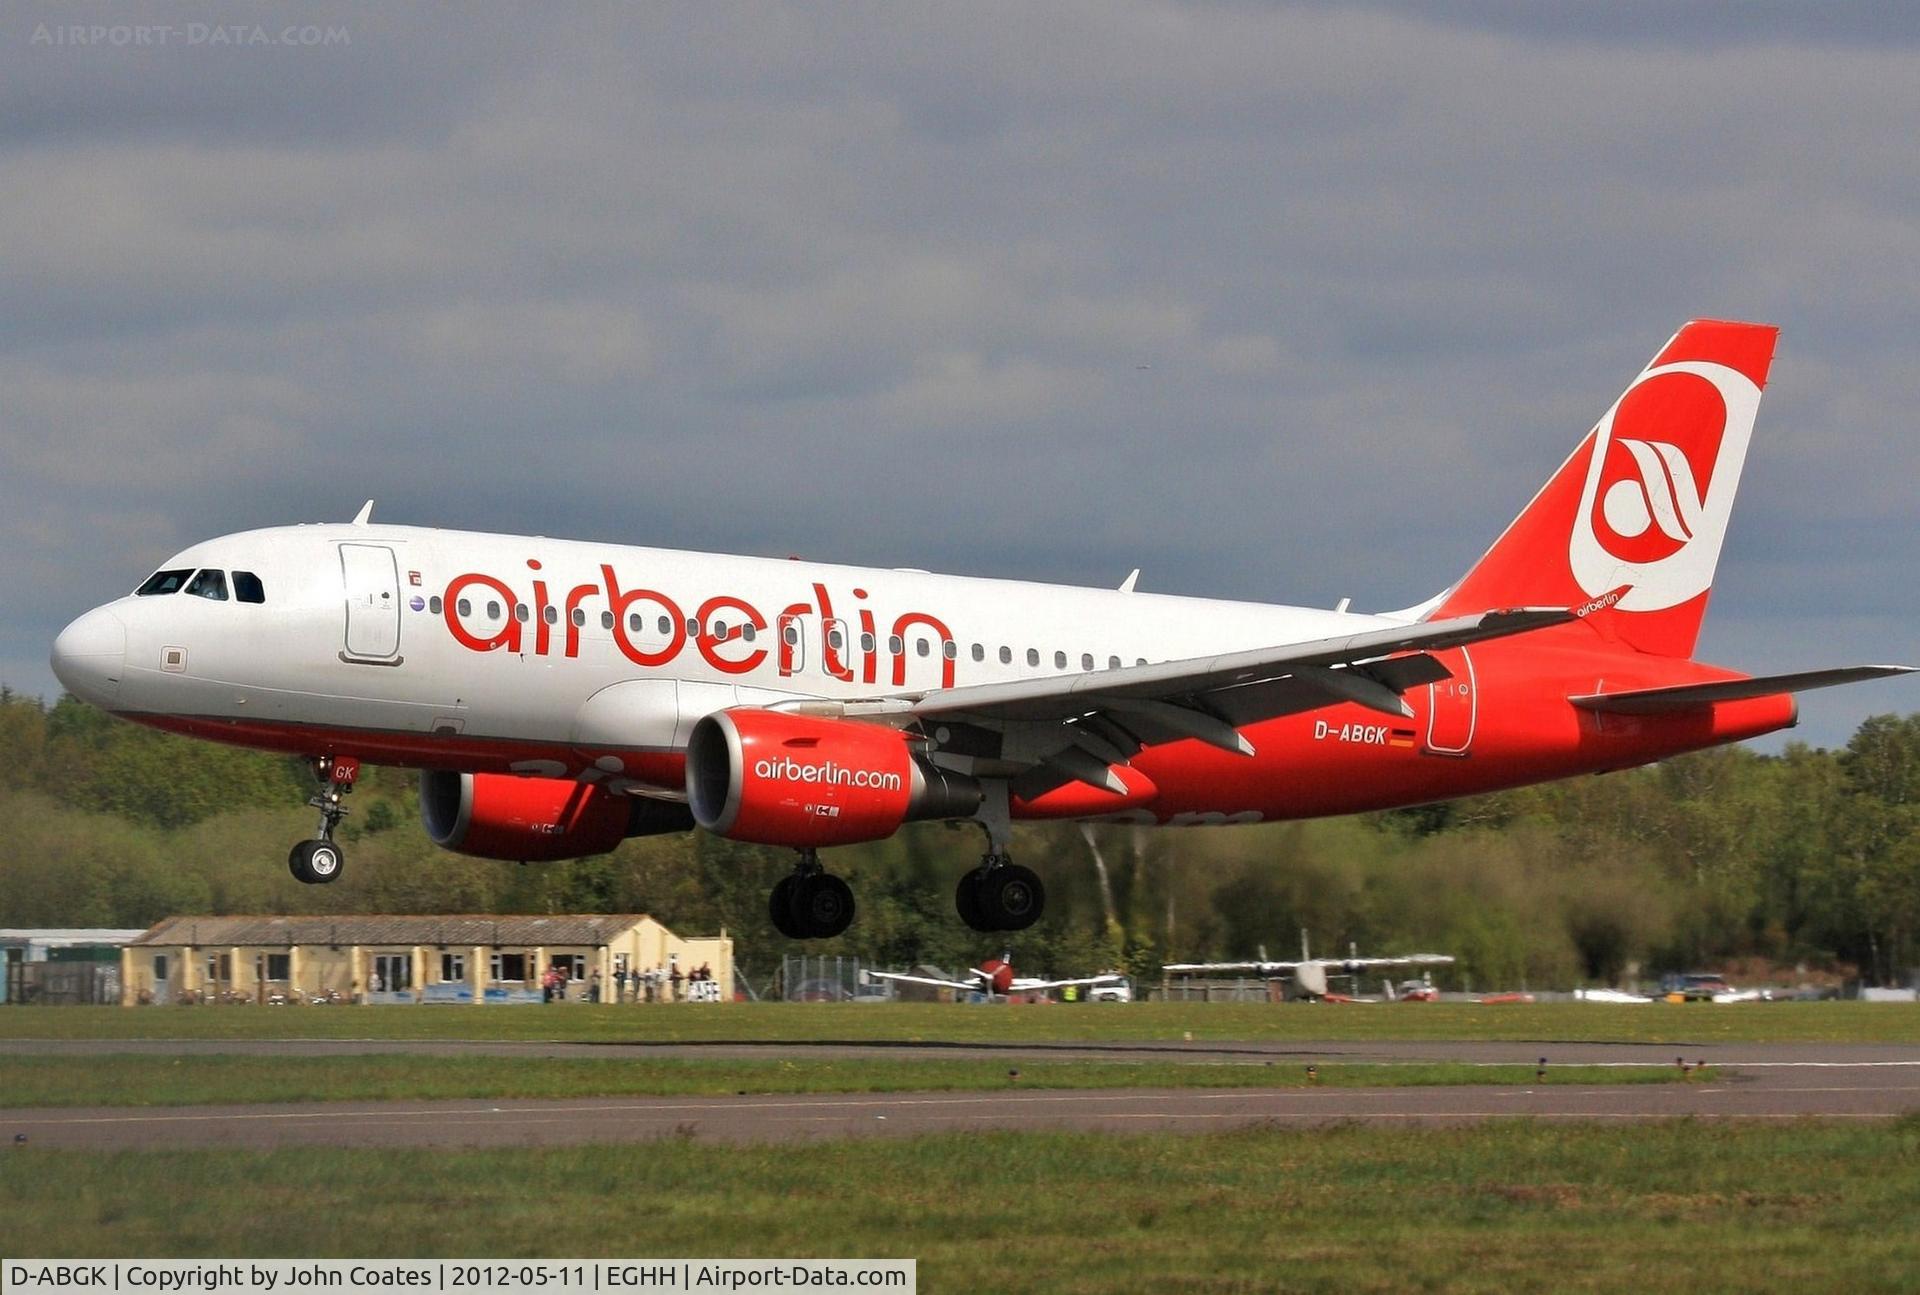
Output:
(953, 787), (1045, 932)
(289, 756), (357, 885)
(955, 852), (1046, 933)
(770, 849), (856, 940)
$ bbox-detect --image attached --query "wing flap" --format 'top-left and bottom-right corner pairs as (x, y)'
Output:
(1570, 665), (1915, 715)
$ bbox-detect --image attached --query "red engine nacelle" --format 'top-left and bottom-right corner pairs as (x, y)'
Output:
(686, 709), (981, 847)
(420, 771), (692, 861)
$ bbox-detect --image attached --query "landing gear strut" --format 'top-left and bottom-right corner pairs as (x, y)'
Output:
(289, 756), (357, 885)
(770, 849), (856, 940)
(957, 794), (1045, 932)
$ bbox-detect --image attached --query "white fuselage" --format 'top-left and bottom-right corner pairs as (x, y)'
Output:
(56, 522), (1398, 795)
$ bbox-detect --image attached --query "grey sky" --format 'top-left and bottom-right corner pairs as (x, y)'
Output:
(5, 2), (1917, 748)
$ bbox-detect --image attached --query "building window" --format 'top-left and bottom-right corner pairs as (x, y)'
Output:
(265, 953), (291, 981)
(153, 954), (169, 982)
(490, 952), (528, 981)
(440, 953), (466, 982)
(373, 953), (412, 991)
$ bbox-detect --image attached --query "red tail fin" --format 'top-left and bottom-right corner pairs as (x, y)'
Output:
(1431, 320), (1778, 658)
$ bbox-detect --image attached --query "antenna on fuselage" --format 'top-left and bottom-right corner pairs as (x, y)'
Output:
(351, 500), (374, 525)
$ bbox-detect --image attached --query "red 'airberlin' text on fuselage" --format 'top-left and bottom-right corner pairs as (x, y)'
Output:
(440, 564), (957, 687)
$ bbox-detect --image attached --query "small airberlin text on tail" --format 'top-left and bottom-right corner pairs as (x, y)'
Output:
(1435, 320), (1778, 658)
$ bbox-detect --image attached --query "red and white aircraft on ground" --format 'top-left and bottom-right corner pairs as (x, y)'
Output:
(51, 321), (1910, 939)
(866, 955), (1126, 999)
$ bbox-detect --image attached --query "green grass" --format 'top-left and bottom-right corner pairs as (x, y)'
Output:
(3, 1000), (1917, 1044)
(4, 1122), (1917, 1292)
(0, 1054), (1700, 1108)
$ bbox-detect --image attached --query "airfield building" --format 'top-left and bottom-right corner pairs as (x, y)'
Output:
(119, 914), (731, 1006)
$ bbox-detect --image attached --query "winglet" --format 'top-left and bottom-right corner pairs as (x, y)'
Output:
(351, 500), (375, 526)
(1118, 569), (1140, 594)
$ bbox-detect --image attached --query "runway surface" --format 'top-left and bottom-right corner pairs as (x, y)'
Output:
(6, 1038), (1918, 1148)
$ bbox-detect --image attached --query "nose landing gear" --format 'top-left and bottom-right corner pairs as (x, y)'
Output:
(769, 849), (856, 940)
(289, 756), (357, 885)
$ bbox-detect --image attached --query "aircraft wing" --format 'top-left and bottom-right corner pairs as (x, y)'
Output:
(1009, 974), (1128, 991)
(1162, 960), (1303, 976)
(865, 970), (980, 993)
(896, 607), (1572, 798)
(1162, 955), (1453, 975)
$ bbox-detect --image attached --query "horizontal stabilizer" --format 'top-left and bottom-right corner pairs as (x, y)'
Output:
(1570, 665), (1915, 715)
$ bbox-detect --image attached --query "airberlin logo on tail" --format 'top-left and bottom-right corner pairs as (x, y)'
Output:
(1569, 361), (1762, 613)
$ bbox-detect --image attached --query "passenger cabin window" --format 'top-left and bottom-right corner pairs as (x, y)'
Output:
(1026, 648), (1040, 667)
(136, 568), (194, 596)
(232, 571), (265, 604)
(1053, 650), (1067, 669)
(1081, 653), (1094, 671)
(185, 569), (228, 601)
(1000, 646), (1013, 664)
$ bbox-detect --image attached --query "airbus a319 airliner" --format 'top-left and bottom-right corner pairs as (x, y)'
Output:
(50, 321), (1911, 938)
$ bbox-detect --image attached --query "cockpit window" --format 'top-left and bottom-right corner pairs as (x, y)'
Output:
(233, 571), (265, 604)
(184, 569), (229, 601)
(136, 569), (194, 596)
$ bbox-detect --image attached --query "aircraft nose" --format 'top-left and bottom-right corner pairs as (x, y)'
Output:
(51, 606), (126, 706)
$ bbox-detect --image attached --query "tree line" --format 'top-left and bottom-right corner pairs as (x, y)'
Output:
(1, 688), (1915, 988)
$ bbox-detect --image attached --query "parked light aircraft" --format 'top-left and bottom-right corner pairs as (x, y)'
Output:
(50, 321), (1912, 939)
(1164, 931), (1455, 999)
(866, 955), (1126, 999)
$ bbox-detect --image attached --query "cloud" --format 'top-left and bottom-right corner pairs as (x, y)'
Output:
(4, 2), (1918, 749)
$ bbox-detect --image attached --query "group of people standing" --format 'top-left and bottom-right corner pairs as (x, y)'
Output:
(541, 959), (715, 1003)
